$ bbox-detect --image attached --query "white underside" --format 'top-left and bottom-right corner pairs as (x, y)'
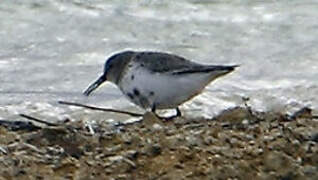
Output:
(118, 65), (220, 110)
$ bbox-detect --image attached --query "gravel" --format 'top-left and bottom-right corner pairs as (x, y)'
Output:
(0, 106), (317, 179)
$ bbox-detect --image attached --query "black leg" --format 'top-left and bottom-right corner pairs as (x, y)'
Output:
(176, 107), (181, 117)
(151, 104), (157, 113)
(151, 104), (181, 120)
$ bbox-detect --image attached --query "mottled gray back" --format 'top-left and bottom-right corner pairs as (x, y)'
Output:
(132, 51), (237, 75)
(132, 52), (203, 73)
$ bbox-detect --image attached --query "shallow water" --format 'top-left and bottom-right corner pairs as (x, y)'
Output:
(1, 0), (317, 123)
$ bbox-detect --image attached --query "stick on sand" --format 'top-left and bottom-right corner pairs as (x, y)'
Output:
(58, 101), (143, 117)
(19, 114), (59, 126)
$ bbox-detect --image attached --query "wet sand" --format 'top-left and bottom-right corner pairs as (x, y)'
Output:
(0, 106), (317, 179)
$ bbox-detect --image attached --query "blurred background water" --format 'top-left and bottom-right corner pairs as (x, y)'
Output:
(1, 0), (317, 123)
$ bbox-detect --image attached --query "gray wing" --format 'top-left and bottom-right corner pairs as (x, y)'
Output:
(132, 51), (238, 74)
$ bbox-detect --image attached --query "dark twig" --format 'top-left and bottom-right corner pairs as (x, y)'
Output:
(19, 114), (59, 127)
(58, 101), (143, 117)
(242, 97), (253, 116)
(241, 96), (263, 123)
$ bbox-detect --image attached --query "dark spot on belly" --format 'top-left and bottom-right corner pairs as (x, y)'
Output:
(136, 54), (141, 59)
(140, 64), (144, 67)
(133, 88), (140, 96)
(131, 75), (134, 80)
(149, 91), (155, 96)
(127, 93), (134, 99)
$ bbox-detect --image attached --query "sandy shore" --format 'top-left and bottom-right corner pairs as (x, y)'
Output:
(0, 105), (317, 180)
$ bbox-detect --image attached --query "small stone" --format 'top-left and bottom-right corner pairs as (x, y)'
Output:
(230, 137), (239, 145)
(152, 123), (163, 131)
(174, 163), (184, 169)
(245, 134), (254, 141)
(292, 139), (300, 145)
(249, 140), (255, 145)
(0, 146), (7, 154)
(263, 135), (275, 141)
(203, 136), (214, 145)
(108, 155), (124, 162)
(242, 119), (249, 125)
(253, 148), (264, 156)
(148, 144), (161, 156)
(185, 135), (200, 147)
(122, 158), (136, 168)
(125, 150), (139, 160)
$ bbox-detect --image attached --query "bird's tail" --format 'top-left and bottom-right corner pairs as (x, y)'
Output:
(204, 65), (239, 73)
(203, 65), (239, 81)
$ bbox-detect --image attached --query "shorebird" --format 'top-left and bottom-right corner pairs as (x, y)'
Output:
(83, 51), (238, 119)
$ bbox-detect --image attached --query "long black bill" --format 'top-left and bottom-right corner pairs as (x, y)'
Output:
(83, 75), (106, 96)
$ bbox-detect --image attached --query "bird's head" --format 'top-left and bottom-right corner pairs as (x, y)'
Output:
(83, 51), (135, 96)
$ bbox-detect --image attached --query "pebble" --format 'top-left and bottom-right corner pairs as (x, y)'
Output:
(242, 119), (249, 125)
(108, 155), (124, 162)
(263, 135), (275, 141)
(125, 150), (139, 160)
(148, 144), (162, 156)
(152, 123), (163, 131)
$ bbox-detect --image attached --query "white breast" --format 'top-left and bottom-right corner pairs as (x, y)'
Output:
(118, 64), (214, 110)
